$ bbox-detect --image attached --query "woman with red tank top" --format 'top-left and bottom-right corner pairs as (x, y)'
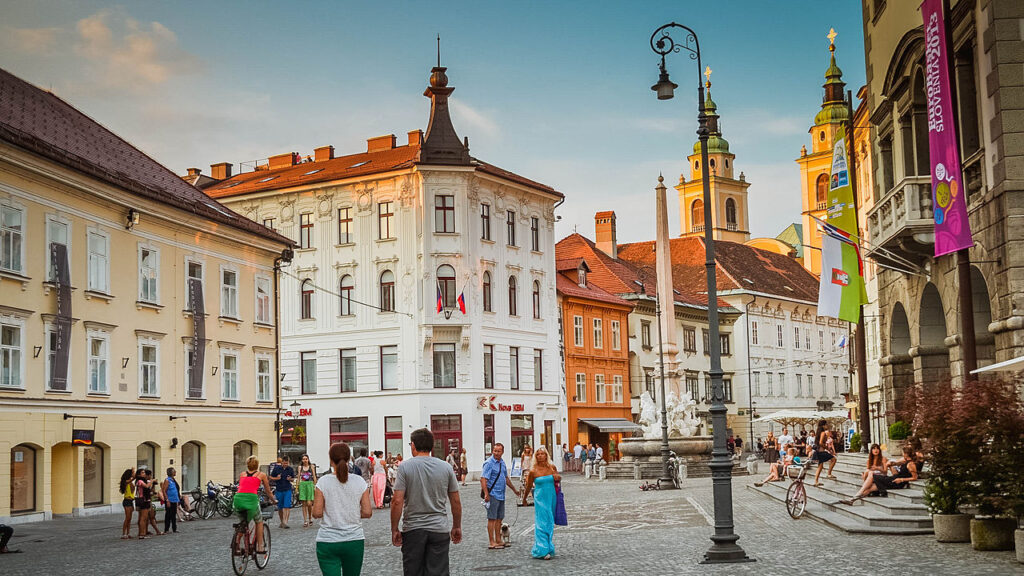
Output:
(233, 456), (276, 553)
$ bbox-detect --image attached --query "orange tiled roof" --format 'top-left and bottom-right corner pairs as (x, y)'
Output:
(556, 272), (633, 308)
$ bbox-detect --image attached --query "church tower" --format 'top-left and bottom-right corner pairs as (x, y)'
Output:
(677, 68), (751, 242)
(796, 29), (850, 274)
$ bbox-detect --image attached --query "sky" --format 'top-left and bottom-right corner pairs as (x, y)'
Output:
(0, 1), (865, 243)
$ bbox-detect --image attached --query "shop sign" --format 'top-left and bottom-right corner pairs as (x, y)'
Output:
(284, 408), (313, 417)
(72, 429), (95, 446)
(477, 395), (525, 412)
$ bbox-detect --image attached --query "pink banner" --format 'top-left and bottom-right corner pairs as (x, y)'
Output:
(922, 0), (973, 256)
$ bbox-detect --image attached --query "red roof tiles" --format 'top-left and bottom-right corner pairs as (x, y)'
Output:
(0, 67), (292, 247)
(556, 273), (633, 308)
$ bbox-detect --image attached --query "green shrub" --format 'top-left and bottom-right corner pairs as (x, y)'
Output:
(888, 420), (910, 441)
(848, 432), (862, 453)
(923, 476), (963, 515)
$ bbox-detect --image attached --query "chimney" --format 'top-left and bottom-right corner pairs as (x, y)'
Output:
(186, 167), (201, 177)
(367, 134), (397, 153)
(595, 211), (617, 259)
(210, 162), (233, 180)
(268, 152), (297, 170)
(407, 130), (423, 147)
(314, 145), (335, 162)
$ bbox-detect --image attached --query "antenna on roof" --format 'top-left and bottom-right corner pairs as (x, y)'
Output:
(437, 34), (441, 67)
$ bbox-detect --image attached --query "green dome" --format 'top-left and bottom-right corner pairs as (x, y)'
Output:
(693, 136), (730, 155)
(814, 102), (850, 126)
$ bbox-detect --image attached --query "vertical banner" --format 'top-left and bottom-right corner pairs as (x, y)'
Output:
(922, 0), (973, 256)
(188, 278), (206, 399)
(50, 244), (71, 391)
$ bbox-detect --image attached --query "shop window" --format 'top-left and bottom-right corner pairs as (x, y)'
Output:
(483, 414), (495, 458)
(10, 444), (36, 513)
(137, 442), (157, 473)
(181, 441), (202, 492)
(430, 414), (462, 458)
(82, 445), (104, 506)
(280, 419), (307, 463)
(330, 417), (369, 455)
(510, 414), (534, 462)
(233, 441), (255, 479)
(385, 416), (403, 458)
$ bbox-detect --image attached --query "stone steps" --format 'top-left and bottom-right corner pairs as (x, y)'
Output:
(603, 459), (748, 480)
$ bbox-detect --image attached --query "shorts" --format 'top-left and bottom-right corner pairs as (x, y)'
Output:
(275, 489), (293, 509)
(298, 480), (315, 502)
(122, 498), (134, 509)
(486, 498), (506, 520)
(814, 451), (834, 464)
(135, 499), (151, 510)
(233, 492), (262, 523)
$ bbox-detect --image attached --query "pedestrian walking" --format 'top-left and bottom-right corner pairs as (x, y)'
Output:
(313, 442), (371, 576)
(764, 432), (778, 464)
(271, 455), (296, 529)
(134, 469), (158, 538)
(561, 443), (570, 471)
(480, 443), (520, 550)
(572, 442), (582, 472)
(519, 445), (533, 476)
(458, 448), (468, 486)
(521, 446), (559, 560)
(735, 435), (744, 457)
(811, 421), (837, 486)
(298, 454), (318, 528)
(391, 428), (462, 576)
(0, 524), (18, 553)
(595, 444), (603, 462)
(161, 467), (181, 534)
(119, 468), (135, 539)
(354, 449), (372, 484)
(372, 451), (388, 509)
(146, 470), (164, 536)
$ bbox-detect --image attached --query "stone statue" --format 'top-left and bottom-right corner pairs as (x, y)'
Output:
(638, 391), (662, 440)
(638, 389), (700, 439)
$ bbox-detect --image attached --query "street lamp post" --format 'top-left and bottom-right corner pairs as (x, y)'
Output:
(650, 22), (753, 564)
(637, 266), (676, 488)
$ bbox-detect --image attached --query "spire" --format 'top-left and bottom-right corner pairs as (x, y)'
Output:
(417, 45), (471, 166)
(692, 65), (729, 156)
(815, 28), (849, 126)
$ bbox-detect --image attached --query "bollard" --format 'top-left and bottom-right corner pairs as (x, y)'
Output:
(633, 460), (641, 480)
(584, 461), (592, 479)
(598, 460), (607, 481)
(746, 455), (758, 475)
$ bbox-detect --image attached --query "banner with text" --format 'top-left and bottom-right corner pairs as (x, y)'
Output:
(817, 126), (866, 323)
(922, 0), (973, 256)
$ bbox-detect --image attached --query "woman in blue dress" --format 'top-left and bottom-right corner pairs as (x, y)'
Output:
(521, 446), (560, 560)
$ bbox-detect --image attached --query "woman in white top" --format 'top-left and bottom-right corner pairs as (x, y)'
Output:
(313, 442), (372, 575)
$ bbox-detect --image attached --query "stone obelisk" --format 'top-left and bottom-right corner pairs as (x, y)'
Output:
(655, 175), (682, 399)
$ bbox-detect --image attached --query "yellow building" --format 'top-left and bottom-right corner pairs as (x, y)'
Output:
(0, 68), (292, 523)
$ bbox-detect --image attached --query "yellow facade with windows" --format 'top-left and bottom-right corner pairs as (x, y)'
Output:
(0, 79), (291, 523)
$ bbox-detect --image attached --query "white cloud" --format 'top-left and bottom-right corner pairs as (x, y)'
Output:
(449, 98), (499, 139)
(7, 27), (63, 52)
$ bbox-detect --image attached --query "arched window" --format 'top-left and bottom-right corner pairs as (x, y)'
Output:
(508, 276), (518, 317)
(482, 271), (492, 312)
(725, 198), (737, 227)
(694, 160), (700, 171)
(181, 441), (202, 492)
(380, 270), (395, 312)
(816, 173), (828, 207)
(437, 265), (456, 309)
(136, 442), (157, 473)
(709, 158), (716, 172)
(232, 440), (255, 479)
(300, 279), (314, 319)
(532, 280), (541, 319)
(691, 199), (704, 230)
(82, 445), (104, 506)
(10, 444), (37, 513)
(339, 275), (354, 316)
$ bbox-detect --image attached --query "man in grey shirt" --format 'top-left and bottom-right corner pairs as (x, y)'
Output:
(354, 449), (372, 484)
(391, 428), (462, 576)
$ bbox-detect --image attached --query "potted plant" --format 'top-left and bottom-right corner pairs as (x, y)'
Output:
(848, 432), (861, 453)
(924, 476), (971, 542)
(886, 420), (910, 457)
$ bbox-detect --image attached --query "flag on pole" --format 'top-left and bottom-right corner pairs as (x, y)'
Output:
(457, 291), (466, 314)
(838, 334), (847, 349)
(435, 281), (444, 314)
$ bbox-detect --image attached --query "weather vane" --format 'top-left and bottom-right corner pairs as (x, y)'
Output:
(437, 34), (441, 67)
(704, 65), (712, 87)
(827, 28), (837, 49)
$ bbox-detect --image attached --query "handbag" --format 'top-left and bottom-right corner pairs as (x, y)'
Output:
(553, 481), (567, 526)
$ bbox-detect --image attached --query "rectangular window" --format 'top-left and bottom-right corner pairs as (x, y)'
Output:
(805, 330), (811, 350)
(592, 318), (603, 349)
(533, 349), (542, 391)
(139, 247), (159, 303)
(186, 260), (203, 310)
(751, 321), (758, 345)
(723, 377), (733, 403)
(262, 217), (276, 231)
(575, 373), (586, 403)
(777, 325), (784, 347)
(611, 320), (621, 350)
(433, 343), (456, 388)
(139, 342), (159, 397)
(340, 348), (357, 392)
(819, 330), (824, 351)
(752, 371), (760, 397)
(380, 345), (398, 390)
(645, 371), (655, 398)
(612, 375), (623, 403)
(256, 357), (272, 402)
(834, 376), (840, 398)
(88, 335), (108, 394)
(87, 231), (109, 293)
(595, 374), (606, 403)
(255, 276), (271, 324)
(831, 332), (836, 348)
(506, 210), (516, 246)
(378, 202), (394, 239)
(301, 351), (316, 394)
(480, 204), (491, 240)
(843, 376), (850, 395)
(766, 372), (773, 396)
(46, 218), (69, 282)
(509, 347), (519, 390)
(573, 316), (584, 347)
(0, 204), (24, 273)
(702, 329), (710, 354)
(530, 217), (539, 251)
(796, 374), (803, 397)
(685, 373), (699, 401)
(720, 334), (731, 355)
(221, 352), (238, 400)
(820, 375), (826, 398)
(483, 345), (494, 389)
(794, 327), (800, 349)
(434, 195), (455, 233)
(483, 413), (495, 457)
(299, 212), (314, 249)
(704, 374), (711, 401)
(221, 268), (238, 318)
(641, 321), (652, 349)
(777, 372), (786, 397)
(385, 416), (403, 458)
(337, 207), (353, 244)
(683, 327), (696, 353)
(806, 374), (814, 397)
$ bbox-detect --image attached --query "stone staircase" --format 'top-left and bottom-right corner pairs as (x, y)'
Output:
(603, 457), (749, 480)
(747, 453), (933, 535)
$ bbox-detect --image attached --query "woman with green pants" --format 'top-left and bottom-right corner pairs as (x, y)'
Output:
(313, 443), (372, 575)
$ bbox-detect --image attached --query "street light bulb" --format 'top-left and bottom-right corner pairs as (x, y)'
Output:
(652, 70), (677, 100)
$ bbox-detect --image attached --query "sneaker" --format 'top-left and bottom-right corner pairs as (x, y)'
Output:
(754, 482), (764, 487)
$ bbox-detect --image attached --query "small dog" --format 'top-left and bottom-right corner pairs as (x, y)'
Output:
(500, 523), (511, 546)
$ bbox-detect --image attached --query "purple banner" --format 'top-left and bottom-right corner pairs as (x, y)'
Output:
(922, 0), (973, 256)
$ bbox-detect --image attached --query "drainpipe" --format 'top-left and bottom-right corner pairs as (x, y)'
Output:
(274, 247), (294, 455)
(744, 295), (757, 447)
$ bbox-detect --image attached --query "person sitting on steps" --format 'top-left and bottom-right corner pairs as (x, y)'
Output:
(839, 446), (920, 505)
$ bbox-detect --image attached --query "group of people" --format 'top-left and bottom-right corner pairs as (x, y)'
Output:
(839, 443), (923, 504)
(117, 467), (185, 539)
(445, 447), (469, 486)
(754, 422), (838, 487)
(568, 442), (603, 472)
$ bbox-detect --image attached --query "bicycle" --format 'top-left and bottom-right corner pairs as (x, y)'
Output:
(785, 460), (809, 519)
(666, 451), (682, 489)
(230, 502), (273, 575)
(217, 483), (239, 518)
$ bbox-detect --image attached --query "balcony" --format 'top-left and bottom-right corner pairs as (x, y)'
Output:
(866, 175), (934, 261)
(815, 202), (827, 211)
(692, 224), (705, 233)
(726, 222), (738, 231)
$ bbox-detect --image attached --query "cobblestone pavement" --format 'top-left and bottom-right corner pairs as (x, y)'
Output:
(2, 475), (1020, 575)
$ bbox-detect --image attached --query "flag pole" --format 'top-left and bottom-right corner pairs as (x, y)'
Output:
(846, 89), (871, 451)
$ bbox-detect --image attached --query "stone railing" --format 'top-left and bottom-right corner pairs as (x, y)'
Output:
(692, 224), (705, 233)
(866, 175), (934, 256)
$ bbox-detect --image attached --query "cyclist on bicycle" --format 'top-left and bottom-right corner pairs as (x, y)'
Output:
(233, 456), (276, 553)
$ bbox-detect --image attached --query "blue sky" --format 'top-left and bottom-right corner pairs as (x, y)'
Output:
(1, 1), (865, 242)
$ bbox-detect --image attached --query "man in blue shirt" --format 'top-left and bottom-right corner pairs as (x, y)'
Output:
(269, 455), (295, 528)
(479, 443), (520, 549)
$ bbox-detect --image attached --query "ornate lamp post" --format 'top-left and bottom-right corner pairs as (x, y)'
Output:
(637, 266), (676, 488)
(650, 22), (753, 564)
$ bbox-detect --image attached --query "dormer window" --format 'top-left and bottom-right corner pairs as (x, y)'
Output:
(578, 265), (587, 287)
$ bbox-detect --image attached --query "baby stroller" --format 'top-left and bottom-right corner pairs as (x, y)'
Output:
(382, 479), (393, 507)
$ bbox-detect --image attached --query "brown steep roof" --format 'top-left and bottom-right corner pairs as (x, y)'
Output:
(556, 272), (633, 308)
(0, 67), (292, 247)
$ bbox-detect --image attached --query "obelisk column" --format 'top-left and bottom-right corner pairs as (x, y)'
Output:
(655, 175), (682, 399)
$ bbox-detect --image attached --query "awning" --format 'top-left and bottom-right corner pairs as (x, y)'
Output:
(578, 418), (643, 433)
(971, 355), (1024, 374)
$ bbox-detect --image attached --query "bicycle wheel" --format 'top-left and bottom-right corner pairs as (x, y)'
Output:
(231, 528), (249, 576)
(195, 498), (209, 520)
(254, 524), (271, 569)
(218, 497), (234, 518)
(786, 481), (807, 519)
